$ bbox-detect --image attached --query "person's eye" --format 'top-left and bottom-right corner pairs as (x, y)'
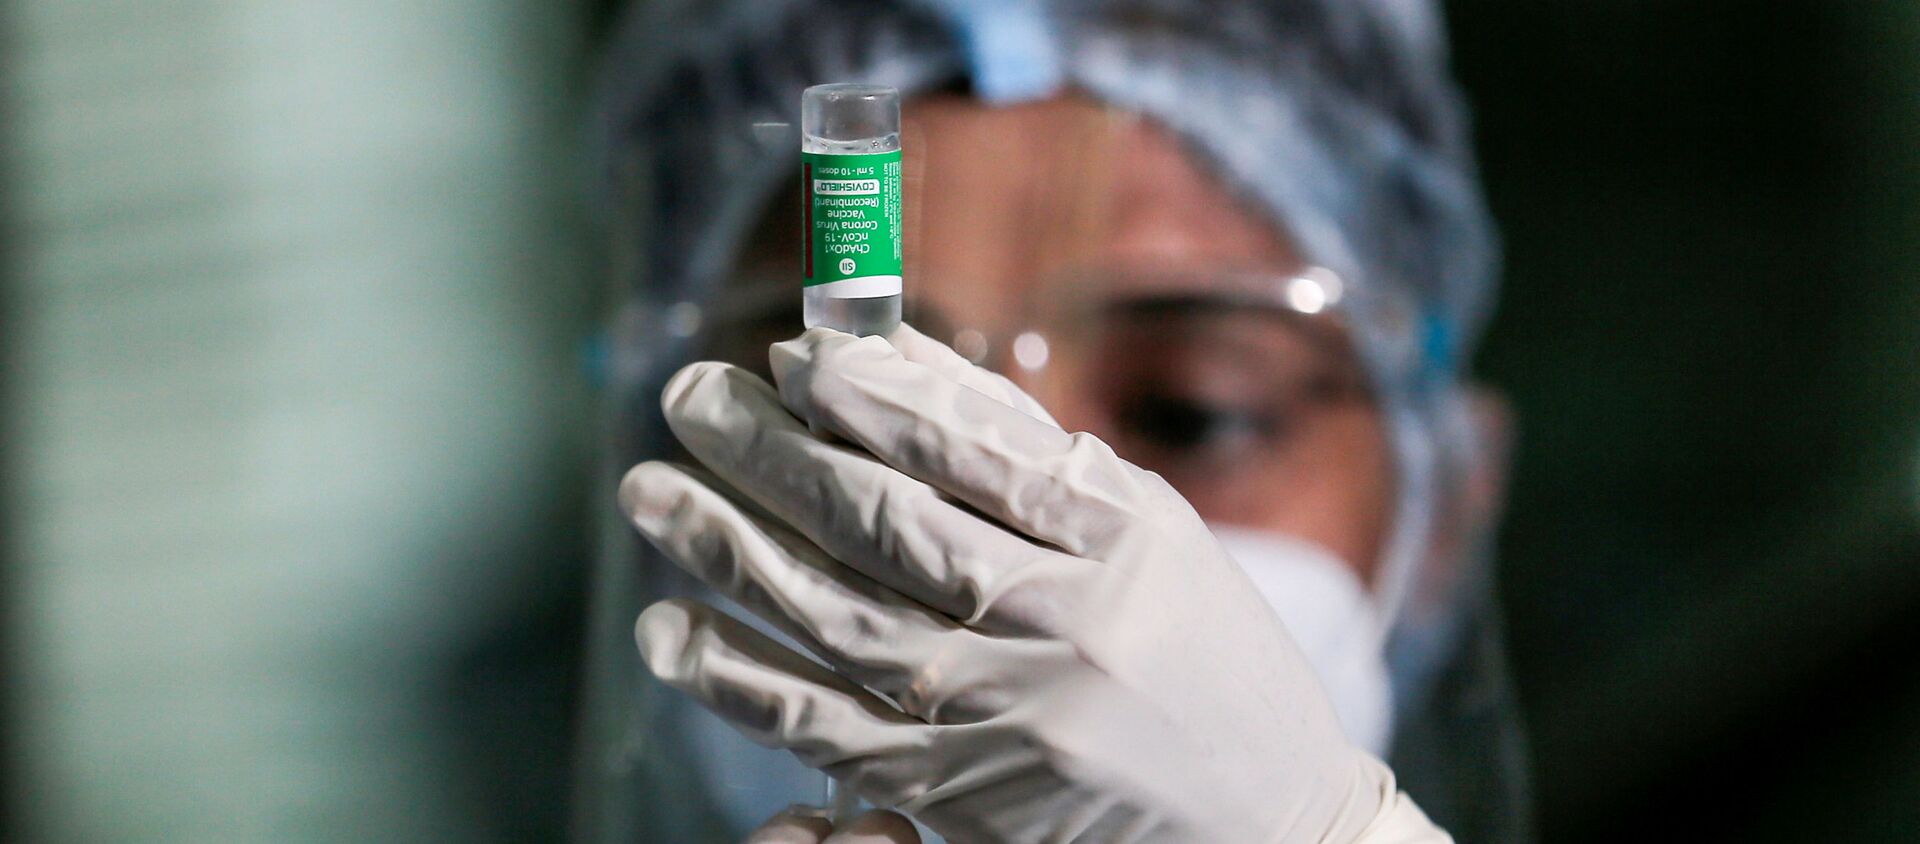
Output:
(1112, 394), (1281, 458)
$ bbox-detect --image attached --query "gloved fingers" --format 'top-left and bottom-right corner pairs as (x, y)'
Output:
(741, 806), (835, 843)
(822, 810), (922, 843)
(883, 322), (1059, 427)
(770, 328), (1153, 558)
(623, 460), (994, 714)
(659, 360), (1088, 633)
(737, 807), (921, 844)
(636, 598), (936, 774)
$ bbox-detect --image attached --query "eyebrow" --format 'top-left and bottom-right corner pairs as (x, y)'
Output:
(1092, 292), (1362, 369)
(701, 278), (1352, 368)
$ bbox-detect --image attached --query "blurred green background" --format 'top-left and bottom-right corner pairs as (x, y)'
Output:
(2, 1), (1916, 842)
(1, 2), (604, 839)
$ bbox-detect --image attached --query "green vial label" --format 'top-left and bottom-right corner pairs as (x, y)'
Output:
(803, 149), (903, 296)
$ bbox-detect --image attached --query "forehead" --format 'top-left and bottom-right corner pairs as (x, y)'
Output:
(900, 93), (1303, 330)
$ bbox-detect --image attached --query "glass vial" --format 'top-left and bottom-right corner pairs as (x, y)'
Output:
(801, 83), (902, 336)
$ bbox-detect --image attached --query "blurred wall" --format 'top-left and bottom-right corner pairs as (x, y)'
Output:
(2, 2), (599, 840)
(1448, 2), (1920, 841)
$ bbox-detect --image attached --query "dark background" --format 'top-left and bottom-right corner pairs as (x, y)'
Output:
(1449, 2), (1920, 841)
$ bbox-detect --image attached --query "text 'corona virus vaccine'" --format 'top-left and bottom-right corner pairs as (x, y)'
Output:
(801, 83), (902, 336)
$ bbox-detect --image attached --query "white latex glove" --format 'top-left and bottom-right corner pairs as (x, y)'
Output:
(741, 807), (921, 844)
(623, 325), (1451, 843)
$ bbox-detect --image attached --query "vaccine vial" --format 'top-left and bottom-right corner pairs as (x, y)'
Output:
(801, 83), (902, 336)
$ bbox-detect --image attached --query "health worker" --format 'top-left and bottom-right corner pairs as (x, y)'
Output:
(577, 1), (1528, 841)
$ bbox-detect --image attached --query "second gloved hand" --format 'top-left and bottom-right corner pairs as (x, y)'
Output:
(623, 325), (1449, 843)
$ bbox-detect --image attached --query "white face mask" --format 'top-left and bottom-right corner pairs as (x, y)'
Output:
(1209, 524), (1395, 756)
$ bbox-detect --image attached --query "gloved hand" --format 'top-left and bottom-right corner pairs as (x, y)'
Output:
(741, 807), (920, 843)
(623, 325), (1451, 843)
